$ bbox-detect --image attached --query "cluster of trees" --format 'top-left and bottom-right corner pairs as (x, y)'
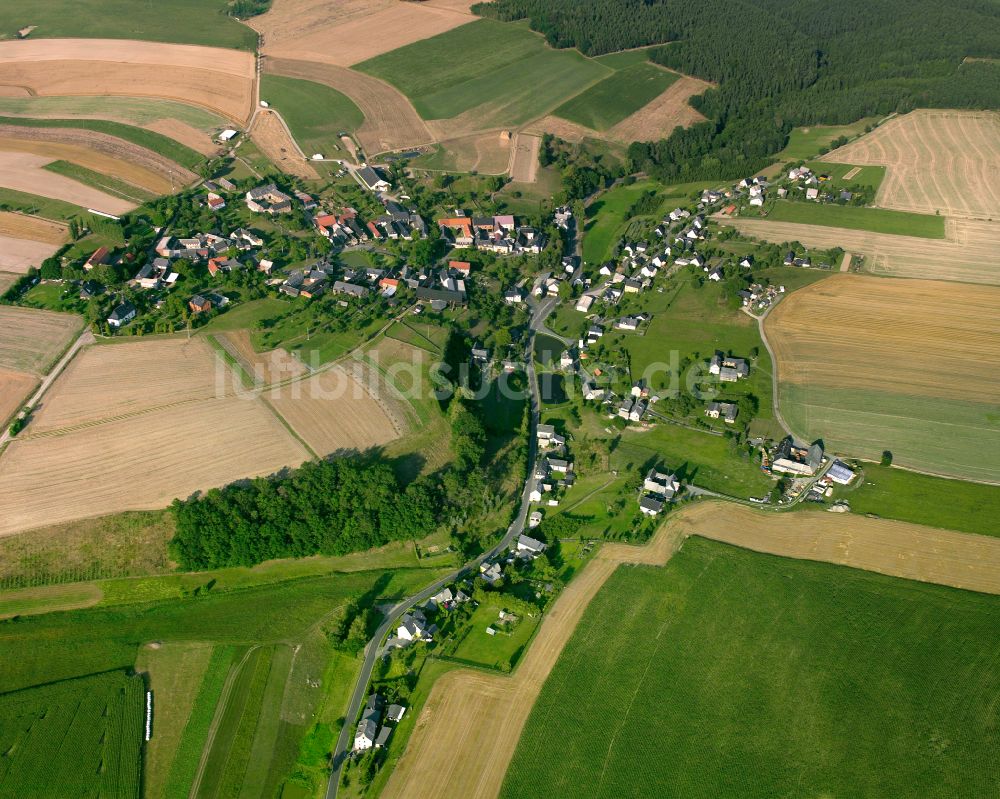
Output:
(476, 0), (1000, 181)
(169, 457), (438, 569)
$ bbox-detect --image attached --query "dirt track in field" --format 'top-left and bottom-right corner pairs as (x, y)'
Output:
(766, 273), (1000, 402)
(718, 216), (1000, 285)
(0, 127), (194, 193)
(822, 110), (1000, 219)
(509, 133), (540, 182)
(263, 57), (433, 155)
(0, 150), (136, 214)
(0, 39), (255, 123)
(381, 501), (1000, 799)
(250, 110), (320, 180)
(251, 0), (475, 67)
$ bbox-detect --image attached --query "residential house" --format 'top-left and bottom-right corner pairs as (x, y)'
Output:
(504, 287), (525, 305)
(644, 469), (680, 500)
(189, 294), (212, 314)
(332, 280), (368, 298)
(107, 301), (136, 329)
(516, 534), (547, 557)
(354, 719), (378, 752)
(357, 165), (391, 192)
(79, 279), (103, 299)
(480, 560), (503, 585)
(386, 704), (407, 724)
(771, 438), (824, 476)
(396, 610), (434, 642)
(710, 353), (750, 382)
(575, 295), (595, 313)
(639, 495), (664, 516)
(84, 246), (111, 271)
(245, 183), (292, 214)
(536, 424), (565, 447)
(706, 401), (738, 424)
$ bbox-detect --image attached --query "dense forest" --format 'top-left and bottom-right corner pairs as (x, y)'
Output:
(474, 0), (1000, 181)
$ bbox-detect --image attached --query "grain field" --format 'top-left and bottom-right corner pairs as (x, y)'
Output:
(0, 305), (82, 375)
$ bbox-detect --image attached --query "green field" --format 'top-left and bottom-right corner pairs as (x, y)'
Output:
(356, 19), (611, 126)
(553, 63), (678, 131)
(775, 118), (880, 161)
(45, 160), (157, 203)
(804, 160), (886, 190)
(831, 463), (1000, 537)
(591, 47), (659, 69)
(781, 383), (1000, 485)
(0, 116), (205, 171)
(448, 600), (540, 670)
(503, 537), (1000, 798)
(0, 0), (255, 49)
(0, 96), (226, 133)
(766, 200), (946, 238)
(260, 75), (364, 157)
(0, 670), (144, 797)
(582, 179), (661, 263)
(0, 186), (89, 220)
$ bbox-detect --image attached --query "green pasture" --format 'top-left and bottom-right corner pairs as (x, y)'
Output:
(260, 75), (364, 157)
(775, 117), (879, 161)
(553, 63), (678, 131)
(766, 200), (945, 238)
(449, 600), (540, 670)
(503, 537), (1000, 798)
(804, 160), (886, 190)
(0, 96), (226, 132)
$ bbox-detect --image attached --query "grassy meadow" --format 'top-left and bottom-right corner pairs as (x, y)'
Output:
(356, 19), (611, 127)
(553, 63), (679, 131)
(805, 160), (886, 190)
(503, 537), (1000, 798)
(259, 75), (365, 158)
(775, 118), (880, 161)
(0, 96), (226, 132)
(582, 179), (661, 263)
(766, 200), (946, 238)
(0, 670), (144, 798)
(781, 383), (1000, 486)
(0, 0), (255, 49)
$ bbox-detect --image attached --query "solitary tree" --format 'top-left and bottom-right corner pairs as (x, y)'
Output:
(881, 450), (893, 467)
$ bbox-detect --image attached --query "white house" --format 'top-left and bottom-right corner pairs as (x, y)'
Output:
(516, 534), (547, 556)
(354, 719), (377, 751)
(107, 301), (136, 329)
(575, 294), (595, 313)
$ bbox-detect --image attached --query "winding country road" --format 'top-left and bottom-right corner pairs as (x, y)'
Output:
(324, 299), (553, 799)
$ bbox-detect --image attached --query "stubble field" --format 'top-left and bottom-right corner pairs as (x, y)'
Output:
(503, 532), (1000, 798)
(823, 110), (1000, 218)
(381, 500), (1000, 799)
(0, 236), (61, 273)
(0, 369), (37, 427)
(0, 150), (135, 215)
(0, 39), (255, 123)
(767, 274), (1000, 482)
(0, 305), (82, 374)
(719, 216), (1000, 285)
(249, 110), (320, 180)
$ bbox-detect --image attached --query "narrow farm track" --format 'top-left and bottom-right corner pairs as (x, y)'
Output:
(19, 395), (218, 440)
(380, 502), (1000, 799)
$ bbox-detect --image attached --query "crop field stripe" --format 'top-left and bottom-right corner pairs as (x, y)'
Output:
(43, 160), (157, 203)
(0, 116), (204, 170)
(765, 200), (946, 238)
(552, 63), (679, 131)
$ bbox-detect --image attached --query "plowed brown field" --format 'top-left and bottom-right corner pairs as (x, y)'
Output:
(263, 57), (432, 155)
(382, 500), (1000, 799)
(766, 273), (1000, 401)
(718, 216), (1000, 285)
(823, 110), (1000, 219)
(251, 0), (474, 67)
(267, 366), (403, 456)
(0, 39), (255, 122)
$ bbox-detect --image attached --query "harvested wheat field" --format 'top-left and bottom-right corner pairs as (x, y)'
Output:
(0, 271), (17, 294)
(607, 74), (710, 141)
(0, 236), (61, 273)
(263, 58), (431, 155)
(0, 150), (134, 214)
(268, 366), (404, 456)
(251, 0), (474, 67)
(382, 500), (998, 799)
(143, 118), (220, 156)
(719, 216), (1000, 285)
(0, 130), (189, 194)
(0, 369), (37, 426)
(768, 274), (1000, 401)
(215, 331), (306, 386)
(823, 110), (1000, 219)
(0, 39), (255, 122)
(0, 396), (310, 536)
(28, 338), (224, 434)
(0, 211), (67, 245)
(0, 305), (81, 375)
(509, 133), (539, 182)
(251, 110), (319, 180)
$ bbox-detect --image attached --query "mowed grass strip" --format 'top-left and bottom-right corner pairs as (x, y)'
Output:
(260, 74), (364, 157)
(0, 0), (255, 50)
(0, 116), (205, 170)
(0, 96), (226, 132)
(503, 537), (1000, 799)
(44, 160), (158, 203)
(553, 63), (678, 131)
(766, 199), (946, 238)
(0, 671), (144, 798)
(0, 186), (90, 220)
(355, 19), (611, 124)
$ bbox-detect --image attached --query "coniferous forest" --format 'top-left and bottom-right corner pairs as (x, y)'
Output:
(474, 0), (1000, 181)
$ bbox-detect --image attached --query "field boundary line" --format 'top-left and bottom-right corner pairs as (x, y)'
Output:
(258, 394), (319, 460)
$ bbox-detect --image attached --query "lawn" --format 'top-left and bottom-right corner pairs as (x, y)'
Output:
(831, 463), (1000, 538)
(765, 200), (946, 238)
(804, 160), (886, 191)
(582, 179), (661, 264)
(503, 537), (1000, 799)
(0, 670), (144, 798)
(553, 63), (678, 131)
(781, 383), (1000, 485)
(0, 116), (206, 171)
(0, 0), (256, 49)
(18, 281), (81, 313)
(356, 19), (611, 127)
(775, 117), (879, 161)
(260, 75), (364, 158)
(448, 600), (540, 670)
